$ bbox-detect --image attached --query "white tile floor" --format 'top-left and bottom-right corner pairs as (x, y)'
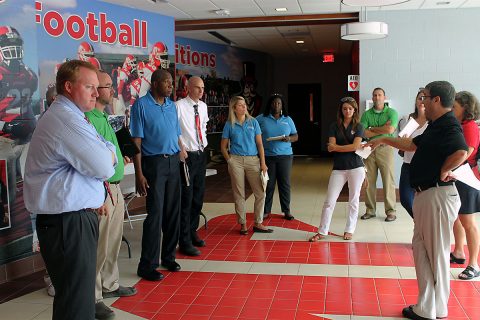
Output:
(1, 158), (479, 320)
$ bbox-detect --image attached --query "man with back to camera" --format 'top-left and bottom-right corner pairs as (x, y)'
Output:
(360, 87), (399, 222)
(85, 70), (137, 319)
(23, 60), (117, 320)
(130, 69), (187, 281)
(175, 76), (209, 256)
(368, 81), (467, 320)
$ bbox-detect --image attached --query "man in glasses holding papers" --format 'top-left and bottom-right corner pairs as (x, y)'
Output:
(367, 81), (467, 320)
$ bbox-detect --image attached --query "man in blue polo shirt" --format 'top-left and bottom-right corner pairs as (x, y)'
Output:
(130, 69), (186, 281)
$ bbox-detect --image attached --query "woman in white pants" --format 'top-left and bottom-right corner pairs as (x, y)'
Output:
(309, 97), (365, 241)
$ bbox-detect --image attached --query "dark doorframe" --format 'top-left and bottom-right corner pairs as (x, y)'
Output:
(287, 83), (322, 156)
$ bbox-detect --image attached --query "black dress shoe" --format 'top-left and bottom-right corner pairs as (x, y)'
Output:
(253, 226), (274, 233)
(402, 305), (433, 320)
(284, 213), (294, 220)
(263, 212), (270, 219)
(137, 268), (164, 281)
(161, 260), (181, 272)
(179, 245), (201, 256)
(192, 233), (206, 247)
(95, 301), (115, 319)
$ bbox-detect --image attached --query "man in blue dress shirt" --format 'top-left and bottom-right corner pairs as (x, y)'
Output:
(24, 60), (117, 320)
(131, 69), (186, 281)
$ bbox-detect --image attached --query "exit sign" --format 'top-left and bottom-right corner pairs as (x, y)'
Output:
(323, 54), (334, 63)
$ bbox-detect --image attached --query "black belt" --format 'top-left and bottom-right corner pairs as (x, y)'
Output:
(413, 181), (454, 192)
(187, 150), (203, 155)
(109, 181), (121, 185)
(83, 208), (96, 213)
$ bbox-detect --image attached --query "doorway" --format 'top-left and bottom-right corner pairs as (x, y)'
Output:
(287, 83), (322, 156)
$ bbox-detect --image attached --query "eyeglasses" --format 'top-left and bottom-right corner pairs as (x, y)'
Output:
(340, 97), (356, 103)
(419, 95), (432, 101)
(97, 84), (114, 90)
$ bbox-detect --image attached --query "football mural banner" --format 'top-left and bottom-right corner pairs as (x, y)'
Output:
(176, 37), (268, 132)
(36, 0), (175, 117)
(0, 0), (40, 265)
(0, 0), (268, 266)
(0, 0), (174, 264)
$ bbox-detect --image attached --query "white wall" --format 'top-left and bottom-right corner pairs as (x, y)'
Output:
(360, 8), (480, 186)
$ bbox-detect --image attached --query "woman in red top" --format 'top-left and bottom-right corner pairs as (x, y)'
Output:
(451, 91), (480, 280)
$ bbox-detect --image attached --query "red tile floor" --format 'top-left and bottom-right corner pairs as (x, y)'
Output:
(176, 214), (417, 267)
(113, 214), (479, 320)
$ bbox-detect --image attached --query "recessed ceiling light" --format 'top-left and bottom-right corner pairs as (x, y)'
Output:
(275, 7), (287, 12)
(214, 9), (230, 16)
(296, 40), (304, 44)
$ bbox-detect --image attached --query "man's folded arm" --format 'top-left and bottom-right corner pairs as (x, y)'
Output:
(61, 121), (116, 180)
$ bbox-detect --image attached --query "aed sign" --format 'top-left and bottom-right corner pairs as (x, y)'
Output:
(348, 75), (359, 92)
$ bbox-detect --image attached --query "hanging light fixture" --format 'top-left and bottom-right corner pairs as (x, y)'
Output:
(340, 7), (388, 40)
(342, 0), (410, 6)
(341, 21), (388, 40)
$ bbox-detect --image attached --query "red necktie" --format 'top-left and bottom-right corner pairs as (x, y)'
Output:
(84, 115), (115, 206)
(193, 104), (204, 151)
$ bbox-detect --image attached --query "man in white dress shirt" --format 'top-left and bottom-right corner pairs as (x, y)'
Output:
(175, 76), (209, 255)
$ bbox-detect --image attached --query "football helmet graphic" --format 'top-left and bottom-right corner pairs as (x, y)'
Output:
(87, 57), (101, 69)
(77, 41), (95, 61)
(0, 26), (24, 66)
(149, 42), (170, 69)
(123, 54), (137, 72)
(137, 61), (145, 78)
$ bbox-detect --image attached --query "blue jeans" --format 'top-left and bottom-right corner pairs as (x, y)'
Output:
(399, 163), (414, 218)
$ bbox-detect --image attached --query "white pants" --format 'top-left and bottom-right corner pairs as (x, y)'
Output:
(412, 184), (460, 319)
(318, 167), (365, 235)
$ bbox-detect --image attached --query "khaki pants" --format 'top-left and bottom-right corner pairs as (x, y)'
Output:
(228, 155), (265, 225)
(364, 144), (396, 215)
(95, 183), (125, 302)
(412, 184), (460, 319)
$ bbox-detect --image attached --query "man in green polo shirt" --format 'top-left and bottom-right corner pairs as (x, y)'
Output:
(360, 87), (398, 222)
(85, 70), (137, 319)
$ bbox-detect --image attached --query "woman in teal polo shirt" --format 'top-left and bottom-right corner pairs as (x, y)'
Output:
(257, 94), (298, 220)
(221, 96), (273, 235)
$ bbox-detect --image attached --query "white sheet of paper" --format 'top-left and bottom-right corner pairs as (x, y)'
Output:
(260, 171), (269, 191)
(452, 163), (480, 190)
(266, 135), (285, 142)
(398, 118), (420, 138)
(355, 146), (372, 159)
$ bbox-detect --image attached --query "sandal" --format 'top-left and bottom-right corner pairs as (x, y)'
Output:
(240, 224), (248, 235)
(450, 253), (466, 264)
(308, 233), (325, 242)
(458, 265), (480, 280)
(343, 232), (353, 240)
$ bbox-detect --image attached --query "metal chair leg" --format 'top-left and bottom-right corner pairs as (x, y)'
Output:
(200, 212), (207, 229)
(122, 236), (131, 259)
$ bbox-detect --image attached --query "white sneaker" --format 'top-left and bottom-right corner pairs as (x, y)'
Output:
(44, 275), (55, 297)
